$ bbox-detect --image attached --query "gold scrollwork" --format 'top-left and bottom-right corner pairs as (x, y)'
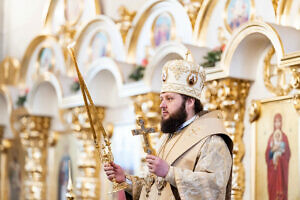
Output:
(203, 78), (250, 200)
(290, 66), (300, 89)
(116, 6), (136, 43)
(0, 57), (20, 86)
(181, 1), (201, 28)
(293, 93), (300, 114)
(18, 115), (52, 200)
(249, 100), (261, 123)
(264, 47), (293, 96)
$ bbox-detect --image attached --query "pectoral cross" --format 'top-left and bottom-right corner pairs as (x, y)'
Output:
(132, 117), (157, 155)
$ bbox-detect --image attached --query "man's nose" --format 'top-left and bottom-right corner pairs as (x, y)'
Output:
(160, 100), (166, 108)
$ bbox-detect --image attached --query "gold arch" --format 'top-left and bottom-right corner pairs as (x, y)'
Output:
(74, 16), (117, 55)
(220, 21), (284, 74)
(193, 0), (219, 45)
(20, 35), (58, 85)
(0, 86), (13, 121)
(126, 0), (184, 62)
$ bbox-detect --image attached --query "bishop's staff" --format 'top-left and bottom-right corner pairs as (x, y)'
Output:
(67, 43), (128, 192)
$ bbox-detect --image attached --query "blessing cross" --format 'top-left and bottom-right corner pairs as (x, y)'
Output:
(132, 117), (157, 155)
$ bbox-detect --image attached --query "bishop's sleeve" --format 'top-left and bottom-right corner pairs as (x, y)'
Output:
(165, 135), (232, 200)
(124, 175), (144, 200)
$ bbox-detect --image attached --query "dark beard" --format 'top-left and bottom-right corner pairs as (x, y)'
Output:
(160, 101), (187, 134)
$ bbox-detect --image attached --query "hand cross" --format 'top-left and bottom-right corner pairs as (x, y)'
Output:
(132, 117), (157, 155)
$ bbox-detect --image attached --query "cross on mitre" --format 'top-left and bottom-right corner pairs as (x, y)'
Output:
(132, 117), (157, 155)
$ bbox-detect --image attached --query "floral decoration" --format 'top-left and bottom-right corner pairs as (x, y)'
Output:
(201, 44), (225, 68)
(70, 77), (80, 93)
(16, 88), (29, 107)
(129, 58), (148, 81)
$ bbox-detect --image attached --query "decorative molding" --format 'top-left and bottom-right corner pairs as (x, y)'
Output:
(203, 78), (250, 200)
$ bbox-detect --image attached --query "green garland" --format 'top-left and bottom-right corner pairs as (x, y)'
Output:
(129, 65), (145, 81)
(201, 49), (222, 68)
(70, 81), (80, 93)
(16, 95), (27, 107)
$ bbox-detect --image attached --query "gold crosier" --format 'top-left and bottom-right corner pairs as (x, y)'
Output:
(67, 44), (128, 192)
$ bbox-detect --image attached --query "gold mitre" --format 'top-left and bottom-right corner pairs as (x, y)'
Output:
(161, 59), (206, 100)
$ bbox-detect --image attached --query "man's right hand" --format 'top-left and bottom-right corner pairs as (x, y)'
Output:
(103, 162), (126, 183)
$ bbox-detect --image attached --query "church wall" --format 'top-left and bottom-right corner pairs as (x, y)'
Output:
(0, 0), (5, 61)
(254, 0), (275, 23)
(2, 0), (47, 59)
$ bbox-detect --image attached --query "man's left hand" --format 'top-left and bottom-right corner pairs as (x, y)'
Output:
(146, 154), (170, 178)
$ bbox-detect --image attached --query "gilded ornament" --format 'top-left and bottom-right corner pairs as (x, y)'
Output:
(162, 69), (168, 82)
(17, 115), (51, 200)
(182, 1), (201, 28)
(0, 57), (20, 86)
(264, 47), (292, 96)
(272, 0), (279, 16)
(132, 117), (157, 155)
(187, 73), (198, 86)
(67, 106), (103, 199)
(68, 44), (128, 193)
(293, 93), (300, 114)
(203, 78), (250, 199)
(249, 100), (261, 123)
(116, 6), (136, 43)
(66, 161), (76, 200)
(291, 67), (300, 89)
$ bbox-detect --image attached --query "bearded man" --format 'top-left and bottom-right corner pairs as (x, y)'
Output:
(104, 58), (233, 200)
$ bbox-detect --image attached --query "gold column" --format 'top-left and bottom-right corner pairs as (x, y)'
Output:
(19, 115), (51, 200)
(69, 106), (105, 200)
(203, 78), (250, 200)
(0, 126), (9, 200)
(131, 92), (161, 174)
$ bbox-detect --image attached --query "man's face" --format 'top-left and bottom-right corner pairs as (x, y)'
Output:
(160, 92), (184, 120)
(160, 92), (187, 133)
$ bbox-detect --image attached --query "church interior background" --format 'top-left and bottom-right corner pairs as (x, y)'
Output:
(0, 0), (299, 199)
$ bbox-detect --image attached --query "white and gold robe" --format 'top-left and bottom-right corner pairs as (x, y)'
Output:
(126, 111), (233, 200)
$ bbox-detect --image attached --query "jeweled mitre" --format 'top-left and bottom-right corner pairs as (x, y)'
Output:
(161, 59), (206, 100)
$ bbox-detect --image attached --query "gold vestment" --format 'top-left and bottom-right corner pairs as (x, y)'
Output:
(126, 111), (233, 200)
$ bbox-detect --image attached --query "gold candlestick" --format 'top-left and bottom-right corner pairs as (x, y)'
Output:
(67, 43), (128, 192)
(66, 161), (75, 200)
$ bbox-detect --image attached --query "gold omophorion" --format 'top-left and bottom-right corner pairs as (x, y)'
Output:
(67, 43), (128, 192)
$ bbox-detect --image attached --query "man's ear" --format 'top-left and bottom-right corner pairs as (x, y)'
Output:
(185, 97), (195, 110)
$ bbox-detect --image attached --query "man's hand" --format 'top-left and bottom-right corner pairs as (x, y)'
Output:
(103, 162), (126, 183)
(146, 154), (170, 178)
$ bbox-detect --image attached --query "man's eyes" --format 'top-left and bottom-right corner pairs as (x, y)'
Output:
(160, 97), (174, 101)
